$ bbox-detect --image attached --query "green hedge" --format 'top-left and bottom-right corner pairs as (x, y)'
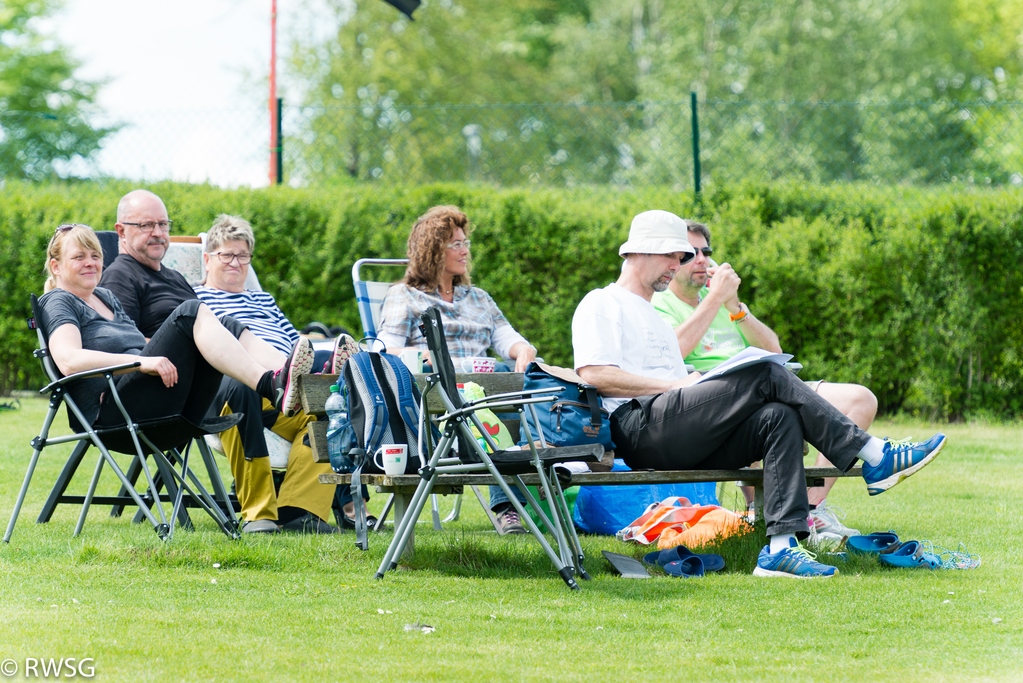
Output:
(2, 180), (1020, 419)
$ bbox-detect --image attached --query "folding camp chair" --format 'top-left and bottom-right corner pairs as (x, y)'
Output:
(352, 258), (409, 338)
(352, 258), (482, 529)
(375, 307), (603, 590)
(3, 295), (242, 543)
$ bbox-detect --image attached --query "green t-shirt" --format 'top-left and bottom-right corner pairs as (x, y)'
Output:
(652, 289), (749, 372)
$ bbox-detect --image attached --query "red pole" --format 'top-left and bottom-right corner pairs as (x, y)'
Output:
(269, 0), (278, 185)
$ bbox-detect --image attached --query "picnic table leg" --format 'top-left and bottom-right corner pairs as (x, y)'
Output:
(393, 488), (413, 558)
(740, 477), (765, 525)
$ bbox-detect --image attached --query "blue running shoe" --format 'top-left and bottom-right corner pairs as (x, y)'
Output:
(862, 433), (946, 496)
(753, 538), (838, 578)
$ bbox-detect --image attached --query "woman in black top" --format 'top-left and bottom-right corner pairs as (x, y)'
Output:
(38, 223), (313, 429)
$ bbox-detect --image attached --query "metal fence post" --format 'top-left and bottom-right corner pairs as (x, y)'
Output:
(275, 97), (284, 185)
(690, 91), (701, 198)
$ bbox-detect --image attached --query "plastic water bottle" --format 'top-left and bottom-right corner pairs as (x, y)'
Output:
(325, 384), (354, 472)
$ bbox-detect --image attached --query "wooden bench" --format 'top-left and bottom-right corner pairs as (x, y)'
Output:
(298, 372), (862, 544)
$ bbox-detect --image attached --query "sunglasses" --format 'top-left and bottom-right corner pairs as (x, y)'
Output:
(54, 223), (91, 234)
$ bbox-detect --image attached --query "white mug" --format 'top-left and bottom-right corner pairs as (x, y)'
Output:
(458, 356), (496, 373)
(400, 348), (423, 373)
(374, 444), (408, 476)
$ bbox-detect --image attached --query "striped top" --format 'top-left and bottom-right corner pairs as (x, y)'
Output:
(193, 286), (299, 355)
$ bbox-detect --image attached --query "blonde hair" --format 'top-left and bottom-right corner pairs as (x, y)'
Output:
(403, 205), (473, 292)
(206, 214), (255, 253)
(44, 224), (103, 292)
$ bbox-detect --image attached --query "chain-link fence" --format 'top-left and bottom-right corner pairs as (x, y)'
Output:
(5, 98), (1022, 203)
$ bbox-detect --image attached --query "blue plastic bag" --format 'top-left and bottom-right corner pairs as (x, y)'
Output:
(572, 460), (720, 535)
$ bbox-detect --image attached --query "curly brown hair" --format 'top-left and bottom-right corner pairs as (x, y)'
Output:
(403, 205), (474, 292)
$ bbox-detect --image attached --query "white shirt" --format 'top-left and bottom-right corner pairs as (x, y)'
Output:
(572, 283), (688, 412)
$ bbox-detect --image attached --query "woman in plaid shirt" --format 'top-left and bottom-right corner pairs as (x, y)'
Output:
(377, 205), (537, 373)
(377, 205), (538, 533)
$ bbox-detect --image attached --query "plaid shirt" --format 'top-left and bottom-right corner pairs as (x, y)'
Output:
(377, 284), (527, 359)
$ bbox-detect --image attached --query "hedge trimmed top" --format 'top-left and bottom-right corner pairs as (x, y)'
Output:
(2, 180), (1020, 419)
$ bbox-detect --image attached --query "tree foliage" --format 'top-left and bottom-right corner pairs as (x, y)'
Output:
(0, 0), (116, 180)
(285, 0), (1023, 186)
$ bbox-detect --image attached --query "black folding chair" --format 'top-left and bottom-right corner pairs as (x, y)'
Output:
(3, 295), (242, 543)
(375, 307), (603, 590)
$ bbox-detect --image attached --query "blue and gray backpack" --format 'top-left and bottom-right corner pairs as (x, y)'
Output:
(340, 349), (434, 474)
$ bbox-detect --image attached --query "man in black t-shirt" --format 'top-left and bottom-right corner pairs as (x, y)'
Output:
(102, 250), (197, 338)
(100, 189), (337, 535)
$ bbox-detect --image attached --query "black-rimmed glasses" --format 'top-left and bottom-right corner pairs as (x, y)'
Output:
(122, 220), (173, 233)
(210, 251), (252, 265)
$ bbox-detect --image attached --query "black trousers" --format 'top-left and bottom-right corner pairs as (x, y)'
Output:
(97, 300), (222, 427)
(610, 362), (869, 537)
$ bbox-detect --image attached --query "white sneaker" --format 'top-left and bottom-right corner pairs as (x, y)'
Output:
(808, 501), (860, 543)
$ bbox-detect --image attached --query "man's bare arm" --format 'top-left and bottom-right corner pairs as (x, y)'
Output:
(674, 262), (783, 355)
(673, 263), (741, 356)
(577, 364), (699, 398)
(731, 307), (782, 353)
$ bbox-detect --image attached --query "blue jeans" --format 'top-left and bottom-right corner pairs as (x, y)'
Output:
(487, 360), (527, 510)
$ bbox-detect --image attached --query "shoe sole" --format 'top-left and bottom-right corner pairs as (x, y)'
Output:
(753, 566), (839, 578)
(331, 334), (360, 374)
(281, 338), (315, 417)
(867, 435), (946, 496)
(810, 526), (858, 542)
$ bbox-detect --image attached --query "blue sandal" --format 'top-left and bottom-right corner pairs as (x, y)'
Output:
(878, 540), (941, 569)
(663, 556), (705, 578)
(846, 531), (900, 555)
(644, 545), (725, 572)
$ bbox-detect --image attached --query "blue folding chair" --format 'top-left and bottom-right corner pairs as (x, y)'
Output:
(352, 258), (409, 338)
(350, 257), (486, 529)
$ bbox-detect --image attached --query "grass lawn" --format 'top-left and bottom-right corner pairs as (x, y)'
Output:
(1, 397), (1021, 682)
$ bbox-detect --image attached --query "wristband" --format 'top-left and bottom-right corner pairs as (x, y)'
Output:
(729, 304), (749, 323)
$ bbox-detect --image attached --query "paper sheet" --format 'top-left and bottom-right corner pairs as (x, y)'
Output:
(691, 346), (793, 384)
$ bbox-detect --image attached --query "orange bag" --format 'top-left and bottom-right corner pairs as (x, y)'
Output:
(616, 496), (749, 549)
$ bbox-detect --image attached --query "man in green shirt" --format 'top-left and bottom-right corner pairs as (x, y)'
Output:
(652, 221), (878, 542)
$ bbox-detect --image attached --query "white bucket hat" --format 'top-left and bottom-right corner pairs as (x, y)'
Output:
(618, 210), (696, 257)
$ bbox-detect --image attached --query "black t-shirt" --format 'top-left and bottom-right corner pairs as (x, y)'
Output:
(100, 254), (197, 337)
(38, 287), (147, 426)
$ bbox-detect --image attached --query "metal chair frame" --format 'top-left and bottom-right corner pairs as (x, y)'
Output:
(3, 295), (240, 543)
(374, 307), (602, 589)
(351, 257), (476, 529)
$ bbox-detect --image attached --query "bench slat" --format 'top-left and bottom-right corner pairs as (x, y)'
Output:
(299, 372), (527, 417)
(320, 466), (862, 488)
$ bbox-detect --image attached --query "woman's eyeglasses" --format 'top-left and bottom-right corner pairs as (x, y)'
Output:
(446, 239), (471, 250)
(210, 251), (253, 265)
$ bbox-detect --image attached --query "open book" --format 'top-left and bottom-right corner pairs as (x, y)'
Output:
(690, 346), (793, 384)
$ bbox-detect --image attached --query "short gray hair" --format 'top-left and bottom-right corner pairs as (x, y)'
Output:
(685, 220), (711, 246)
(206, 214), (255, 253)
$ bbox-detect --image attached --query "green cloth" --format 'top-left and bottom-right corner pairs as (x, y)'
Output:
(651, 288), (749, 373)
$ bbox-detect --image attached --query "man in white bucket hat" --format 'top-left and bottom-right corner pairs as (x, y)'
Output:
(571, 210), (947, 578)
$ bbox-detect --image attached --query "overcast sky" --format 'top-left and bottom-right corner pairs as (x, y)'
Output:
(47, 0), (337, 186)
